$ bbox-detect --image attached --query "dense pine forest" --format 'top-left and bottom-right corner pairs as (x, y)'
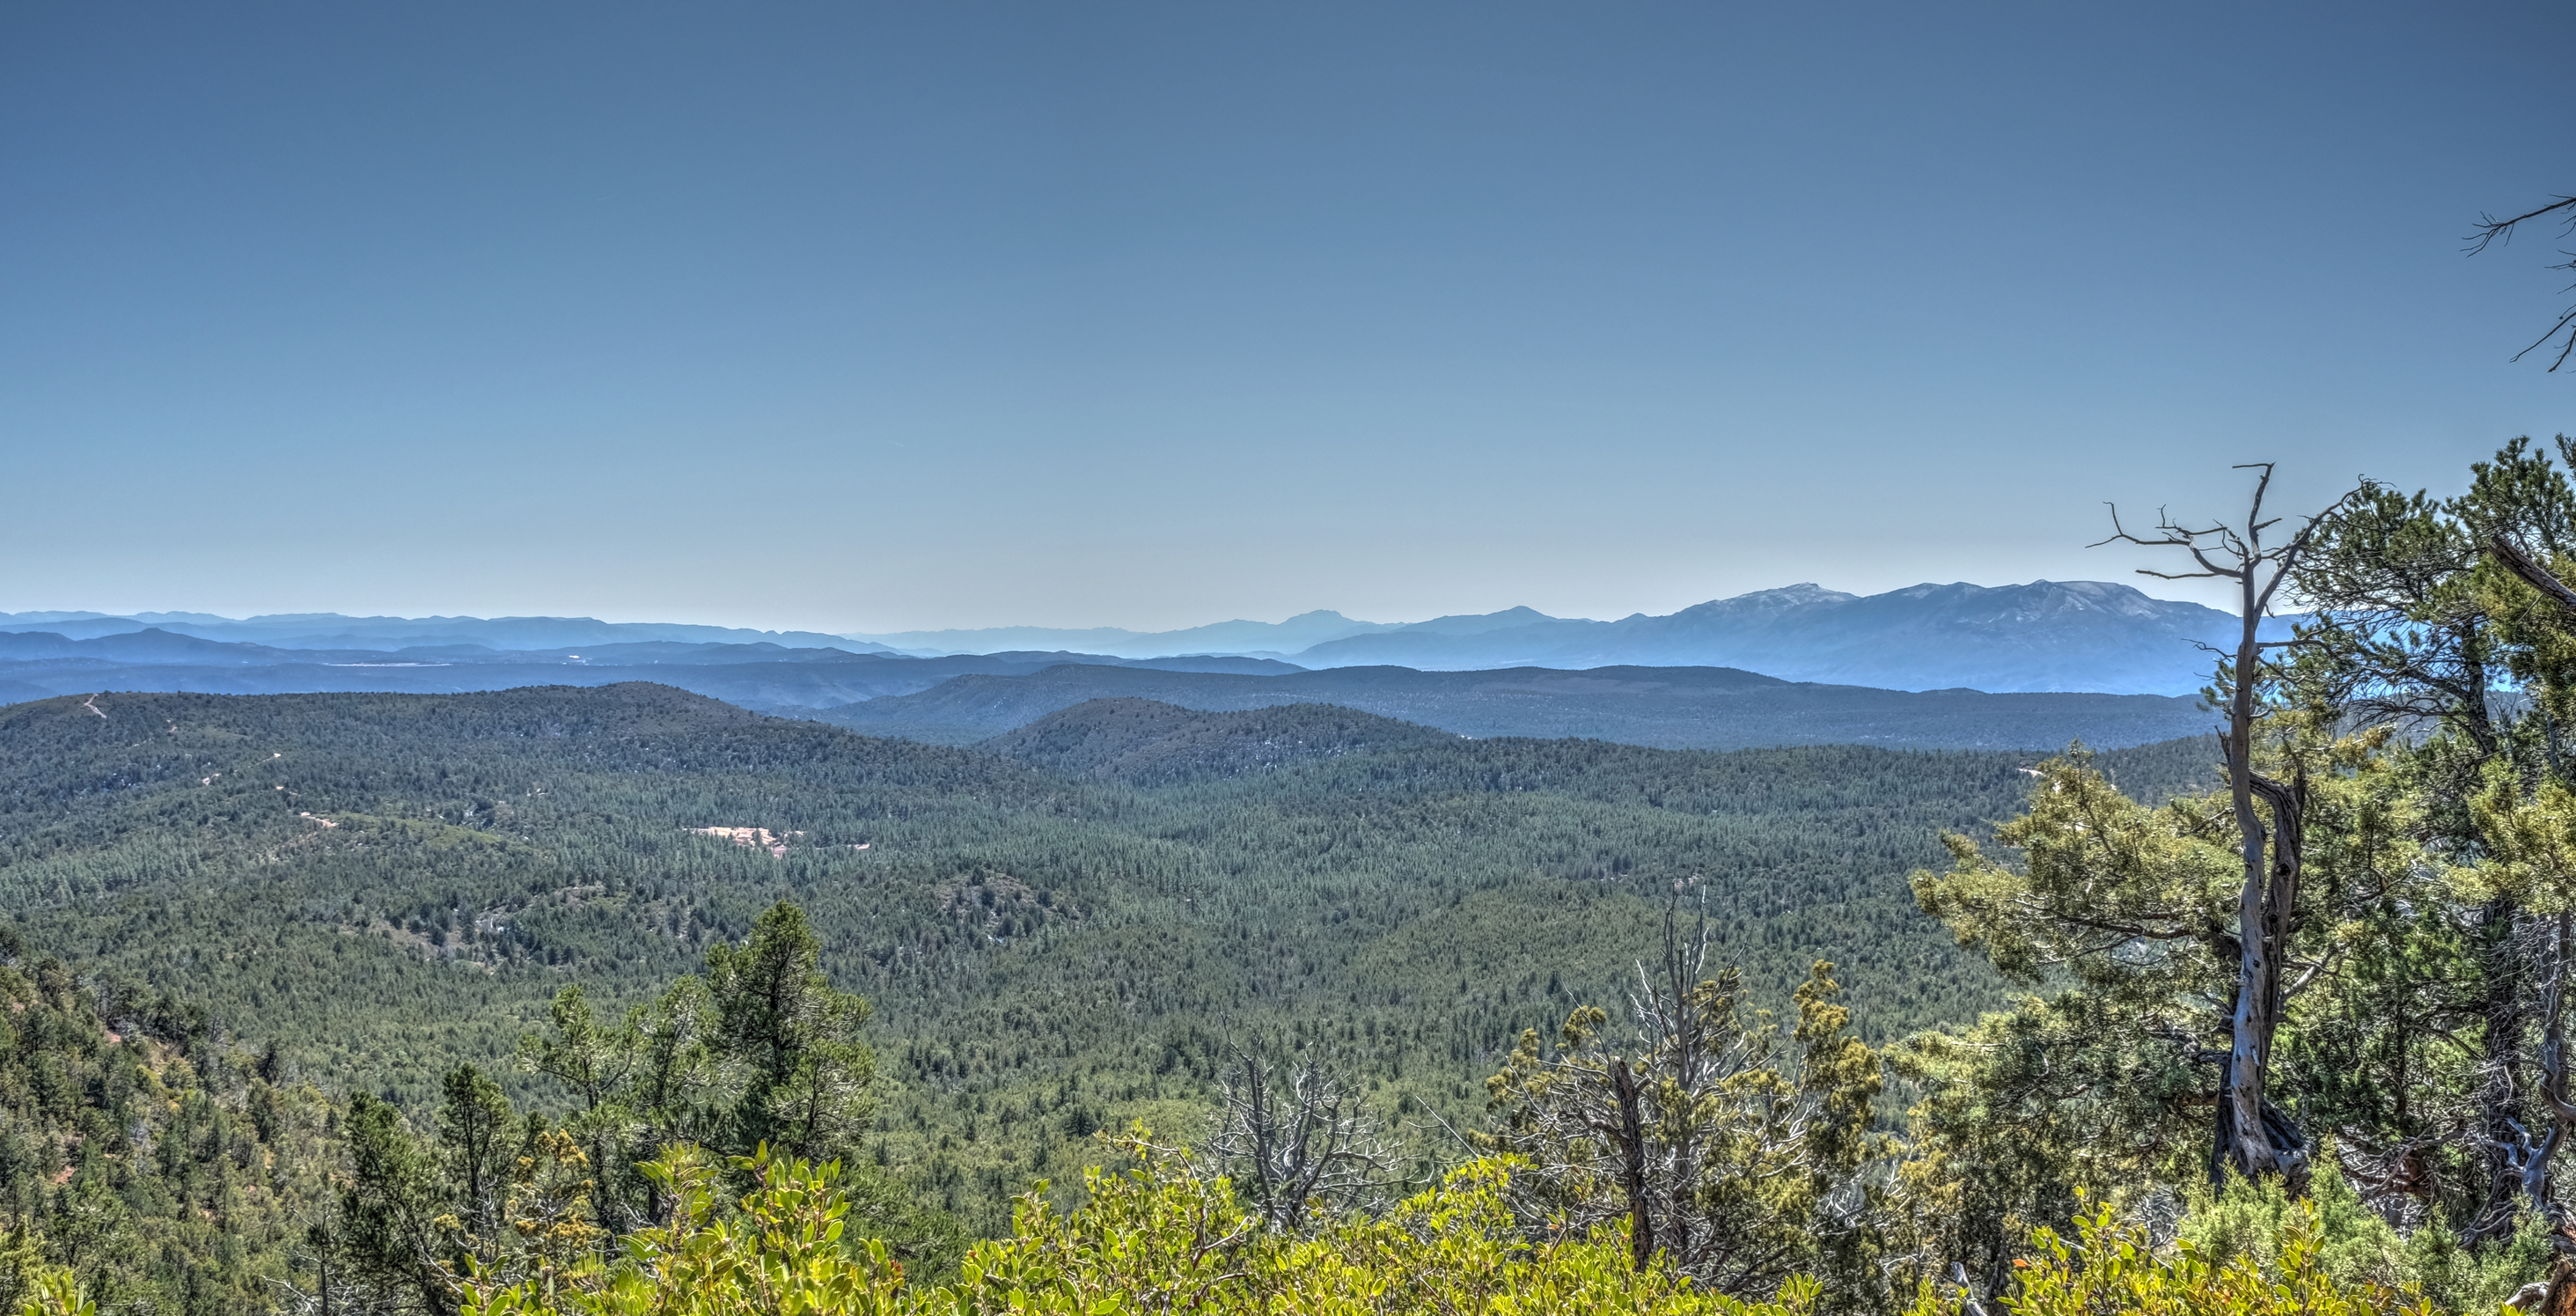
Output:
(25, 440), (2576, 1313)
(0, 673), (2209, 1312)
(0, 683), (2188, 1240)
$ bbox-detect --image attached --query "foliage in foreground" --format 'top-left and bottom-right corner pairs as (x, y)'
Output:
(1995, 1198), (2448, 1316)
(2171, 1158), (2557, 1316)
(322, 901), (967, 1315)
(0, 1134), (2430, 1316)
(458, 1136), (1780, 1316)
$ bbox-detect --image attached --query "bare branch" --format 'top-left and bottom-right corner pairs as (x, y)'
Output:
(2508, 305), (2576, 371)
(2467, 195), (2576, 257)
(2469, 194), (2576, 371)
(1201, 1049), (1400, 1231)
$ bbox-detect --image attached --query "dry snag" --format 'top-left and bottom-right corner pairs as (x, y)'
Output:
(2097, 464), (2333, 1185)
(1201, 1052), (1398, 1231)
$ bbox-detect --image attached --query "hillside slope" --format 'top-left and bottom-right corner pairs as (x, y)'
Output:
(978, 698), (1457, 783)
(0, 683), (2202, 1229)
(0, 948), (335, 1313)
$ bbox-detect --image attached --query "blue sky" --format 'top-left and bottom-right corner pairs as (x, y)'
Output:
(4, 2), (2570, 631)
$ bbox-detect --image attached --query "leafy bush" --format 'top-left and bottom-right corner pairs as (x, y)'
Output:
(445, 1133), (1824, 1316)
(2176, 1151), (2550, 1314)
(2002, 1196), (2447, 1316)
(381, 1132), (2495, 1316)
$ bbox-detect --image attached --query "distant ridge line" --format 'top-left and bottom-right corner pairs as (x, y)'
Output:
(850, 579), (2278, 695)
(2, 577), (2283, 697)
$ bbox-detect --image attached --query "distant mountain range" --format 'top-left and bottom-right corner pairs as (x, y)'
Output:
(0, 621), (2224, 754)
(854, 581), (2290, 695)
(3, 577), (2288, 699)
(0, 625), (2214, 753)
(852, 609), (1392, 659)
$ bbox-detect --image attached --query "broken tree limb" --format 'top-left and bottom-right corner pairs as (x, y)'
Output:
(2492, 534), (2576, 613)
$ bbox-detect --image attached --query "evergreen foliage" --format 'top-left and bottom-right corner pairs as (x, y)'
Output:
(1480, 922), (1886, 1303)
(312, 901), (963, 1315)
(0, 684), (2158, 1232)
(0, 945), (334, 1314)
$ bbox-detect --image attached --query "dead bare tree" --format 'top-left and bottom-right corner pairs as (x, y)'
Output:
(2099, 464), (2336, 1185)
(2469, 194), (2576, 371)
(1479, 895), (1882, 1298)
(1200, 1052), (1399, 1231)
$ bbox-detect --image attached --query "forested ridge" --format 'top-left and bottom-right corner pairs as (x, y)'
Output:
(814, 659), (2215, 751)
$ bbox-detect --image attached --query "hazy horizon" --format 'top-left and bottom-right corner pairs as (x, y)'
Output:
(0, 574), (2247, 644)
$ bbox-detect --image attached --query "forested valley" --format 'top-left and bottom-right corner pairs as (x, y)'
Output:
(16, 441), (2576, 1312)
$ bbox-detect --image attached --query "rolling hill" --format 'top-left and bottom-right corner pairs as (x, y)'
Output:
(0, 629), (1295, 713)
(977, 698), (1458, 783)
(814, 662), (2218, 751)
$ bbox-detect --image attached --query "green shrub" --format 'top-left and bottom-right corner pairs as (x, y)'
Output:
(2176, 1150), (2550, 1314)
(19, 1131), (2509, 1316)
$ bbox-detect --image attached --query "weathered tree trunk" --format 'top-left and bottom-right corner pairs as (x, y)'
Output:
(2104, 467), (2324, 1186)
(2224, 583), (2309, 1181)
(1613, 1057), (1653, 1271)
(2521, 913), (2576, 1231)
(2494, 536), (2576, 611)
(2474, 902), (2536, 1240)
(2211, 1051), (2315, 1189)
(2250, 769), (2305, 1164)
